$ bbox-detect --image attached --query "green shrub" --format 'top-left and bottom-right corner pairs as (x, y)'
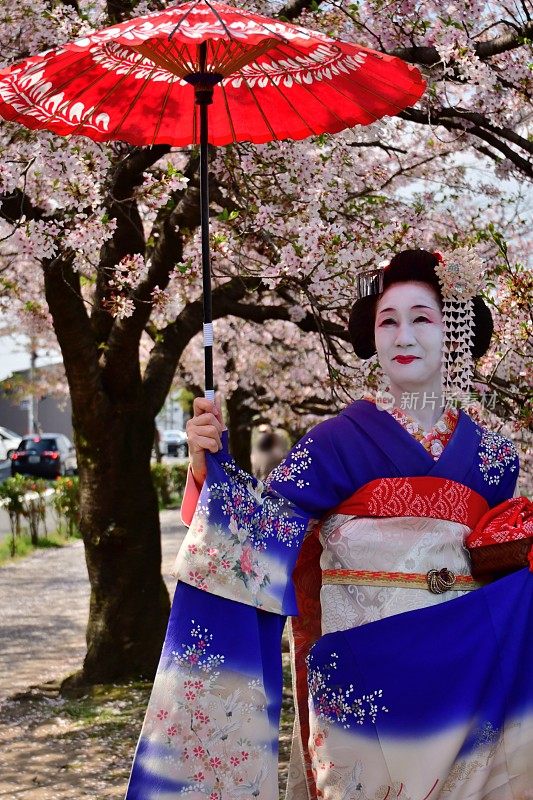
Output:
(0, 474), (27, 555)
(52, 476), (80, 537)
(170, 462), (188, 498)
(151, 463), (173, 508)
(151, 462), (188, 508)
(22, 477), (49, 544)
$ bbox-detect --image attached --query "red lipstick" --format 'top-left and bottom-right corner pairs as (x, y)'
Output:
(394, 356), (418, 364)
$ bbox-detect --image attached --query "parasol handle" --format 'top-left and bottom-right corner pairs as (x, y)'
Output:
(196, 74), (214, 399)
(186, 42), (224, 403)
(199, 96), (214, 399)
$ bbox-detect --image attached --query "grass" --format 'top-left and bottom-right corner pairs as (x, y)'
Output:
(0, 527), (81, 566)
(57, 682), (151, 736)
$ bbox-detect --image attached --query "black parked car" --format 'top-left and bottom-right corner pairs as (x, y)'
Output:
(11, 434), (77, 479)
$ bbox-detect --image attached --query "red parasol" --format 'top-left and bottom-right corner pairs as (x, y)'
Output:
(0, 0), (425, 397)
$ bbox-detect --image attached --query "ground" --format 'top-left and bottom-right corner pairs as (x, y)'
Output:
(0, 510), (293, 799)
(0, 684), (151, 800)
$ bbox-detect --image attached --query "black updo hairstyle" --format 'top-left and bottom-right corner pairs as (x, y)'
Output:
(348, 249), (493, 360)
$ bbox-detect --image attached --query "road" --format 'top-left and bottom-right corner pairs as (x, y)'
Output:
(0, 509), (186, 701)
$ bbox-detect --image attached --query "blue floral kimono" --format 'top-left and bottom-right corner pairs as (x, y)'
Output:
(125, 400), (532, 800)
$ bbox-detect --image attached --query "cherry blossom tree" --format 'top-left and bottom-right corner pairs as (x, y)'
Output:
(0, 0), (530, 685)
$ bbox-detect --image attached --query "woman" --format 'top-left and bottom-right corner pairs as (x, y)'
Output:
(125, 250), (531, 800)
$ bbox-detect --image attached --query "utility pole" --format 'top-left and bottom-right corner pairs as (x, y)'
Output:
(27, 340), (37, 435)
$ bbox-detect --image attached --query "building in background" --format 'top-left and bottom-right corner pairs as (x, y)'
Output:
(156, 390), (190, 434)
(0, 364), (72, 439)
(1, 367), (191, 468)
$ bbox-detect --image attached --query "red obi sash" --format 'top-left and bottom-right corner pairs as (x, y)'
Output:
(329, 476), (488, 530)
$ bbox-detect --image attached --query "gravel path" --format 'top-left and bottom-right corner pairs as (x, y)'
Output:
(0, 510), (186, 702)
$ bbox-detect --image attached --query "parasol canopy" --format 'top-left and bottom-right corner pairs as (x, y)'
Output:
(0, 0), (425, 147)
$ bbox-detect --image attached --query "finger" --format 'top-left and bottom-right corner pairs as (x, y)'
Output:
(193, 397), (215, 416)
(191, 424), (221, 441)
(189, 434), (222, 453)
(213, 395), (225, 427)
(187, 413), (224, 434)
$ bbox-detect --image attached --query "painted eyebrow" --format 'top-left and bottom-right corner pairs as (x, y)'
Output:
(377, 304), (436, 314)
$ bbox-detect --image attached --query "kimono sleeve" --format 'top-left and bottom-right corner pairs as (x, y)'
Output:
(477, 429), (521, 508)
(492, 453), (520, 505)
(174, 419), (354, 616)
(125, 419), (355, 800)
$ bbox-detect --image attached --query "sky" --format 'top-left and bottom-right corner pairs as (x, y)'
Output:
(0, 332), (61, 381)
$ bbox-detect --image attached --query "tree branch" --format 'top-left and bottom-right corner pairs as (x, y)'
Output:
(142, 277), (348, 416)
(108, 145), (172, 200)
(59, 0), (80, 11)
(225, 300), (348, 341)
(347, 140), (408, 155)
(106, 0), (137, 24)
(132, 152), (200, 313)
(399, 108), (533, 178)
(476, 23), (533, 59)
(102, 154), (200, 393)
(0, 188), (45, 225)
(390, 20), (533, 65)
(436, 109), (532, 154)
(106, 0), (165, 23)
(277, 0), (320, 22)
(349, 151), (453, 198)
(91, 144), (171, 344)
(142, 275), (264, 415)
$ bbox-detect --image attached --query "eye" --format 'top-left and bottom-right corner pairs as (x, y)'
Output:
(414, 316), (430, 323)
(379, 317), (396, 326)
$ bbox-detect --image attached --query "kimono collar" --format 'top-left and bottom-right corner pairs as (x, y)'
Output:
(342, 400), (479, 482)
(362, 394), (459, 460)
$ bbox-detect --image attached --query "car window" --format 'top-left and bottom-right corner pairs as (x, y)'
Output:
(19, 437), (58, 453)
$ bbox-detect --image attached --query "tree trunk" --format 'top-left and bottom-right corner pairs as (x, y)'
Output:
(226, 387), (255, 473)
(70, 403), (170, 685)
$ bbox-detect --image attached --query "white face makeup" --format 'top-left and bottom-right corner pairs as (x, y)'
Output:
(374, 282), (444, 397)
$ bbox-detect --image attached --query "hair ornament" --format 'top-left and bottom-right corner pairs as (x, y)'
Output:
(355, 260), (390, 300)
(433, 247), (485, 301)
(356, 268), (385, 300)
(433, 247), (487, 401)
